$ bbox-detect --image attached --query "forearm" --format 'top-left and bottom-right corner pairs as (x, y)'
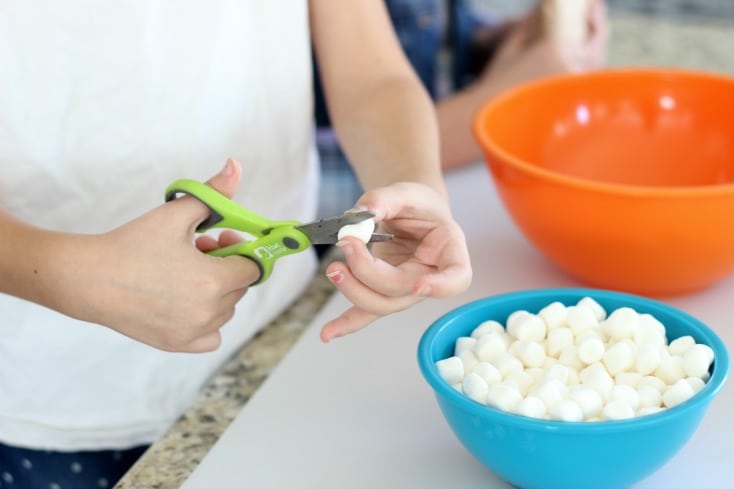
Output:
(331, 76), (446, 196)
(309, 0), (445, 198)
(0, 208), (90, 319)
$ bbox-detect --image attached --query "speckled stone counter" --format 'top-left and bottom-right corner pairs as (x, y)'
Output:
(607, 13), (734, 74)
(114, 5), (734, 489)
(114, 252), (336, 489)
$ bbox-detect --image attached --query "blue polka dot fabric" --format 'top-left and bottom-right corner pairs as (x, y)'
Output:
(0, 442), (148, 489)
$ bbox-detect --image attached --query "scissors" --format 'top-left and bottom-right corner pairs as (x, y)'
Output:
(165, 179), (392, 285)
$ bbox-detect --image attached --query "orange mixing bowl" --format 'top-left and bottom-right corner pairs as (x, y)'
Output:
(473, 69), (734, 296)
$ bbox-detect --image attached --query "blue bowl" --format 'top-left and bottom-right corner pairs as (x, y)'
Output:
(418, 288), (729, 489)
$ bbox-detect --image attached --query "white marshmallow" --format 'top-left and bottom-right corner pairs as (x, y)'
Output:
(337, 217), (375, 243)
(634, 314), (667, 346)
(543, 363), (571, 384)
(462, 373), (490, 404)
(574, 330), (603, 346)
(579, 362), (606, 382)
(640, 312), (667, 332)
(454, 336), (477, 356)
(662, 378), (695, 408)
(639, 375), (667, 393)
(577, 296), (607, 322)
(580, 363), (614, 399)
(436, 356), (464, 385)
(609, 384), (640, 411)
(615, 372), (642, 388)
(603, 400), (635, 420)
(514, 396), (548, 419)
(602, 341), (634, 375)
(686, 376), (706, 394)
(486, 383), (523, 411)
(458, 349), (479, 373)
(489, 351), (524, 377)
(637, 384), (662, 409)
(550, 399), (584, 422)
(558, 345), (585, 371)
(566, 305), (598, 335)
(568, 386), (603, 419)
(566, 368), (581, 386)
(530, 379), (567, 410)
(699, 343), (715, 363)
(513, 340), (546, 368)
(669, 335), (696, 356)
(506, 310), (531, 331)
(543, 356), (557, 369)
(546, 327), (574, 358)
(604, 307), (640, 341)
(472, 362), (502, 386)
(471, 320), (506, 339)
(523, 368), (550, 384)
(473, 332), (508, 362)
(508, 339), (522, 357)
(538, 301), (569, 330)
(682, 344), (714, 378)
(635, 343), (662, 376)
(452, 383), (463, 392)
(655, 355), (686, 385)
(637, 406), (664, 417)
(505, 370), (535, 396)
(577, 335), (606, 365)
(508, 313), (547, 342)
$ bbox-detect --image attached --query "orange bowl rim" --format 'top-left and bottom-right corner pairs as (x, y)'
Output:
(472, 67), (734, 198)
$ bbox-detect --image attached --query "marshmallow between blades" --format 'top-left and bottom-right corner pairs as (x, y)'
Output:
(337, 217), (375, 244)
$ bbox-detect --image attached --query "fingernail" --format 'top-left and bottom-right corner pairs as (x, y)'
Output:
(221, 159), (234, 176)
(326, 270), (344, 284)
(335, 240), (353, 256)
(345, 204), (368, 214)
(416, 285), (432, 297)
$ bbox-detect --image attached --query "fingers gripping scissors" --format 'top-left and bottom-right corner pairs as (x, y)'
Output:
(165, 179), (392, 285)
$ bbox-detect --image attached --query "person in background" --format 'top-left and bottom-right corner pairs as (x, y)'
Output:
(316, 0), (609, 219)
(0, 2), (471, 487)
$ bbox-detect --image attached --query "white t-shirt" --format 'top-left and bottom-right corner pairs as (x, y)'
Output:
(0, 1), (319, 450)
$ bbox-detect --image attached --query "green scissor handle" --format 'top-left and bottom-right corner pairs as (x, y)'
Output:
(165, 179), (312, 285)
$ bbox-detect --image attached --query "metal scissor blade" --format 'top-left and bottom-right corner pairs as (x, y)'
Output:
(295, 210), (393, 245)
(367, 233), (393, 242)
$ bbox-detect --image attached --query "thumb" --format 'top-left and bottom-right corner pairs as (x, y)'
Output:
(206, 158), (242, 198)
(166, 158), (243, 233)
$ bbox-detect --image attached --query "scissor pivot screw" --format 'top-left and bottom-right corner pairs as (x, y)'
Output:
(283, 237), (300, 250)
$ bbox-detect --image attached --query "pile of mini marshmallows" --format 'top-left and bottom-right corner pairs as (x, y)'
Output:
(435, 297), (715, 421)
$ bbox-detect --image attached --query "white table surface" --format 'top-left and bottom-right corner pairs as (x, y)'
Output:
(182, 163), (734, 489)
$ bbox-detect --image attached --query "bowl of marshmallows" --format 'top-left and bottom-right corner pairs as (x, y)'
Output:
(417, 288), (729, 489)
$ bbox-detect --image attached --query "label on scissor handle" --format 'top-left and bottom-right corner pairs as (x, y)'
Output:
(165, 179), (311, 285)
(206, 228), (310, 285)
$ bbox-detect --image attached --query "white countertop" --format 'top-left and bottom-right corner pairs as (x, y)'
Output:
(182, 163), (734, 489)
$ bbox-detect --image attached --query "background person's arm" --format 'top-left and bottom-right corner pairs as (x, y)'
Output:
(439, 0), (609, 170)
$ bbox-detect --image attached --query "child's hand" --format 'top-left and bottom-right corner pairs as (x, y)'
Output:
(320, 182), (472, 342)
(80, 159), (259, 352)
(478, 0), (608, 90)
